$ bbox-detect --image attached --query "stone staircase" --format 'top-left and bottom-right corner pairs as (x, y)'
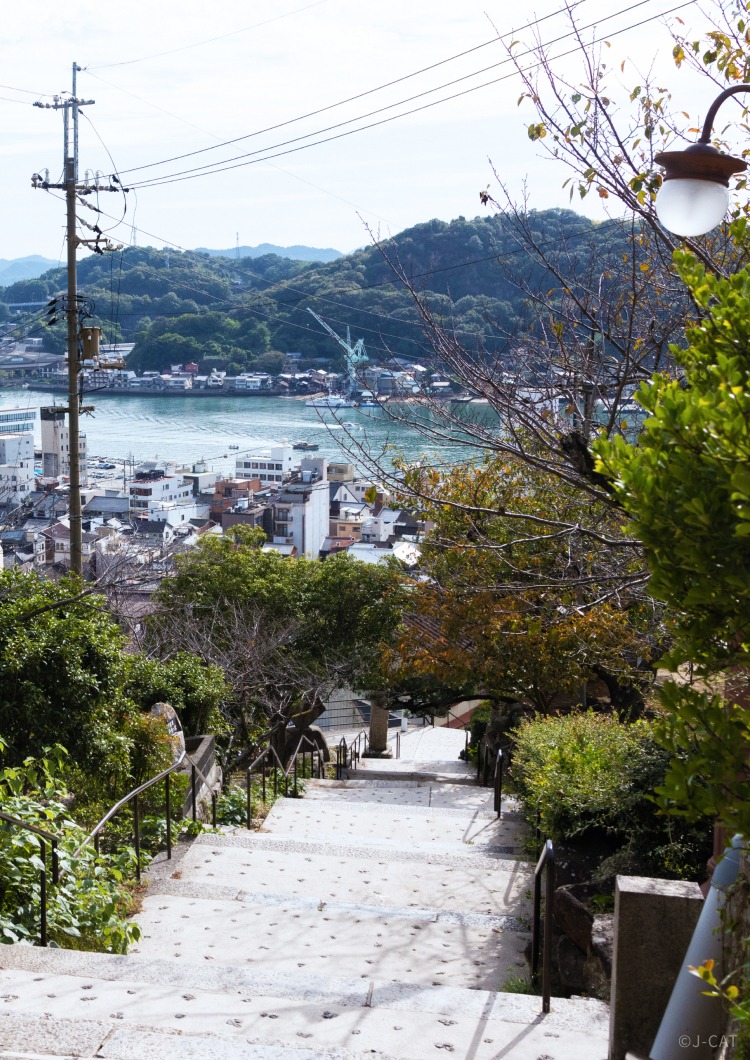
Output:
(0, 727), (609, 1059)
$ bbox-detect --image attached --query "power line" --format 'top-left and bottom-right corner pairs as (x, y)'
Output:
(110, 0), (591, 177)
(87, 0), (333, 70)
(125, 0), (694, 190)
(83, 71), (398, 226)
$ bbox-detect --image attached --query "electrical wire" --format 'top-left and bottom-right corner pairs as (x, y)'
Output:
(88, 0), (333, 70)
(106, 0), (591, 176)
(83, 71), (398, 226)
(124, 0), (696, 190)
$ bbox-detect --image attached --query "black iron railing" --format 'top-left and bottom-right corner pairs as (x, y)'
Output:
(76, 746), (218, 882)
(531, 838), (555, 1013)
(0, 810), (59, 946)
(0, 743), (216, 947)
(245, 731), (326, 829)
(493, 748), (503, 817)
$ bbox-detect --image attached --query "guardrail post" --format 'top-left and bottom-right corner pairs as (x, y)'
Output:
(212, 793), (217, 828)
(247, 769), (253, 830)
(133, 794), (141, 883)
(543, 841), (555, 1014)
(262, 763), (266, 804)
(51, 839), (58, 885)
(165, 773), (172, 859)
(94, 831), (100, 857)
(191, 764), (197, 822)
(293, 753), (298, 797)
(531, 839), (555, 1013)
(39, 837), (47, 947)
(494, 749), (503, 816)
(476, 741), (481, 784)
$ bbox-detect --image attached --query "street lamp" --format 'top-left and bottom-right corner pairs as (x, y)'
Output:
(654, 84), (750, 236)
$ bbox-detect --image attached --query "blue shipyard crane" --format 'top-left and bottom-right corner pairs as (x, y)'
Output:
(306, 308), (369, 386)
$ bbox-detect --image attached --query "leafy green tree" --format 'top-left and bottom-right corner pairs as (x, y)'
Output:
(149, 527), (405, 756)
(0, 570), (227, 789)
(596, 247), (750, 838)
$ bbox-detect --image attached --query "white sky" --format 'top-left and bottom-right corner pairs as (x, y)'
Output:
(0, 0), (720, 260)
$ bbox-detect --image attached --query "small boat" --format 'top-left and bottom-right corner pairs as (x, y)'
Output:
(341, 422), (362, 430)
(293, 440), (320, 450)
(357, 399), (379, 407)
(229, 444), (239, 450)
(305, 395), (352, 408)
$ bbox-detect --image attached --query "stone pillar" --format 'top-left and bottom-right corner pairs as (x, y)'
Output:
(609, 876), (704, 1060)
(365, 690), (392, 758)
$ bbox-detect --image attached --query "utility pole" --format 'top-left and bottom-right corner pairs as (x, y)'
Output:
(66, 62), (82, 576)
(32, 62), (124, 576)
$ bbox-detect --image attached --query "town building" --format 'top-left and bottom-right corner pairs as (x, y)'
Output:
(270, 457), (329, 556)
(327, 461), (355, 483)
(0, 432), (35, 500)
(210, 478), (261, 520)
(128, 461), (192, 515)
(0, 406), (37, 435)
(40, 406), (88, 484)
(236, 443), (296, 487)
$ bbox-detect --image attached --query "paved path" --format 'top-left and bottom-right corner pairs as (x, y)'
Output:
(0, 738), (610, 1059)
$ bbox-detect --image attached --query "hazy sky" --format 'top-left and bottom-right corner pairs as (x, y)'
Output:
(0, 0), (719, 260)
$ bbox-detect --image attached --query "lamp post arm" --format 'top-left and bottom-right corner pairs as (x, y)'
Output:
(700, 84), (750, 143)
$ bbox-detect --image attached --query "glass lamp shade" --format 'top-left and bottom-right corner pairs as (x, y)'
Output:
(655, 178), (730, 237)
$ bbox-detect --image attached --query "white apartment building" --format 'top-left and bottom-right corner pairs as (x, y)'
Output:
(271, 458), (329, 557)
(129, 461), (192, 515)
(236, 443), (296, 487)
(0, 432), (35, 499)
(234, 373), (273, 390)
(0, 406), (37, 435)
(360, 507), (401, 543)
(40, 406), (88, 484)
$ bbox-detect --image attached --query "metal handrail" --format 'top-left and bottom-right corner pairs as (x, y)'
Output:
(336, 727), (370, 777)
(531, 838), (555, 1014)
(0, 741), (213, 946)
(493, 749), (503, 817)
(70, 744), (218, 884)
(0, 810), (60, 947)
(245, 730), (326, 829)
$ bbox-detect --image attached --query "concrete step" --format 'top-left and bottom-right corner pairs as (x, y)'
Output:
(346, 766), (478, 786)
(131, 888), (528, 989)
(302, 780), (519, 816)
(158, 833), (534, 914)
(179, 829), (526, 870)
(0, 946), (610, 1060)
(260, 798), (526, 856)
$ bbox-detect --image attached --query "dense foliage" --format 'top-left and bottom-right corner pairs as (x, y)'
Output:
(153, 526), (405, 689)
(0, 570), (227, 795)
(0, 211), (632, 371)
(0, 743), (140, 951)
(392, 456), (657, 715)
(597, 247), (750, 840)
(512, 712), (712, 880)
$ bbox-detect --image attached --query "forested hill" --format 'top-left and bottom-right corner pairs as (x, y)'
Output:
(0, 210), (621, 374)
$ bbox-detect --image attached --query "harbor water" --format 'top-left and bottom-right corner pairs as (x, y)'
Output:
(13, 389), (491, 476)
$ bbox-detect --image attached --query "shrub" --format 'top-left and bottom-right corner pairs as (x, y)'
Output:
(0, 743), (141, 951)
(511, 712), (712, 880)
(216, 786), (247, 826)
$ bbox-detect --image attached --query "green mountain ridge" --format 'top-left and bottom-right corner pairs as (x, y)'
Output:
(0, 210), (623, 374)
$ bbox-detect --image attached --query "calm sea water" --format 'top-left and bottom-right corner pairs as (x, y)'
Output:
(13, 389), (487, 477)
